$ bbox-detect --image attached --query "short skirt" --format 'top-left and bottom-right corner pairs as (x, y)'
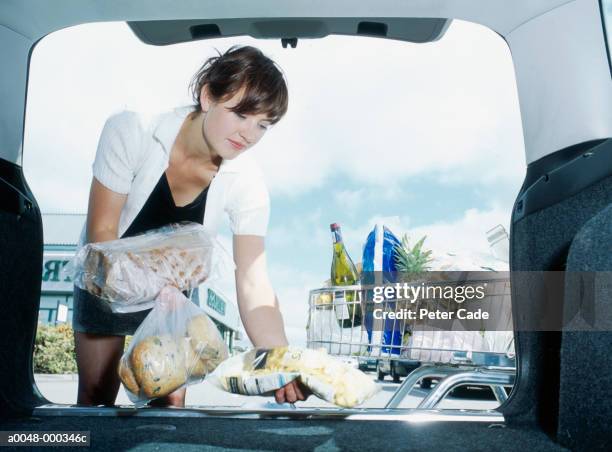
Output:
(71, 286), (197, 336)
(72, 286), (152, 336)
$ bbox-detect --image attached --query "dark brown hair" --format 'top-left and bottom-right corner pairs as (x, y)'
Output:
(190, 45), (288, 124)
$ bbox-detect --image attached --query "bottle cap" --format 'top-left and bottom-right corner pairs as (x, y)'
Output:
(330, 223), (340, 231)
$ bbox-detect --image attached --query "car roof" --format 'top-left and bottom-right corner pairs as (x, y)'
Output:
(0, 1), (570, 39)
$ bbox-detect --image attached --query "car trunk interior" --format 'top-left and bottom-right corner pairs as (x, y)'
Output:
(1, 5), (611, 450)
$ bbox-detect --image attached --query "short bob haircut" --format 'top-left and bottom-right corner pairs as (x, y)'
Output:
(190, 45), (288, 124)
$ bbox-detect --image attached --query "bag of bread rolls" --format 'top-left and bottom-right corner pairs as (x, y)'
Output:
(68, 222), (234, 313)
(118, 286), (229, 405)
(208, 346), (379, 408)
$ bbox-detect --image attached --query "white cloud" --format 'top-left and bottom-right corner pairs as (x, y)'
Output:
(332, 189), (364, 212)
(24, 19), (524, 212)
(252, 129), (332, 197)
(400, 205), (510, 258)
(331, 187), (405, 214)
(335, 205), (510, 268)
(253, 20), (525, 197)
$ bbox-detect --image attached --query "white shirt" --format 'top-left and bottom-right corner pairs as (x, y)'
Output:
(78, 106), (270, 246)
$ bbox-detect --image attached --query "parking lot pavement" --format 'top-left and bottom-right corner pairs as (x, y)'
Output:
(35, 373), (499, 410)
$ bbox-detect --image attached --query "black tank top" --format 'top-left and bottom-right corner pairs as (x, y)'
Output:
(122, 172), (209, 239)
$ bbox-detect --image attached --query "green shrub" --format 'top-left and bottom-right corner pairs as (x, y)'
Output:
(33, 323), (77, 374)
(33, 323), (134, 374)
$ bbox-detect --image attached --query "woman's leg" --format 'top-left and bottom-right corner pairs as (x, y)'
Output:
(74, 331), (125, 406)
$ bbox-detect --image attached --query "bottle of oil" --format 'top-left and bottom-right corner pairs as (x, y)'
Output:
(330, 223), (361, 328)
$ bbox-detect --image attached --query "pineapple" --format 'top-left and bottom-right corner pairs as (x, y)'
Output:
(394, 235), (433, 336)
(394, 234), (433, 276)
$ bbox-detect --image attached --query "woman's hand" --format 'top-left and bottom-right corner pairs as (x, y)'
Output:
(274, 379), (311, 404)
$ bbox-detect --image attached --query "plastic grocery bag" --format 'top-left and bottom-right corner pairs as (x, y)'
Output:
(362, 223), (401, 279)
(118, 286), (229, 406)
(69, 222), (234, 312)
(362, 223), (403, 354)
(404, 328), (456, 363)
(308, 291), (369, 355)
(208, 346), (379, 408)
(429, 251), (508, 272)
(402, 272), (514, 363)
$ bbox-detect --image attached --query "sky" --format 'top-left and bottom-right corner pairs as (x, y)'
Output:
(23, 20), (525, 347)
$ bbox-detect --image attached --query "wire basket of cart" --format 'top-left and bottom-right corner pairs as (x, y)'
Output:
(306, 273), (515, 408)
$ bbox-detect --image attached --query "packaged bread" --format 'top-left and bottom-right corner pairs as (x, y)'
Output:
(187, 314), (229, 374)
(70, 222), (234, 313)
(118, 357), (140, 395)
(208, 346), (379, 408)
(117, 286), (229, 405)
(130, 335), (187, 398)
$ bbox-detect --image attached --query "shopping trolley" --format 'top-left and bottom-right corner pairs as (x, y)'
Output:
(306, 274), (516, 409)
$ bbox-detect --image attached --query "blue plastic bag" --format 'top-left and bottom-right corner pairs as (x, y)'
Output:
(362, 224), (401, 279)
(361, 224), (402, 354)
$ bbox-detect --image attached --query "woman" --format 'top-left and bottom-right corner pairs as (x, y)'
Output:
(73, 45), (307, 407)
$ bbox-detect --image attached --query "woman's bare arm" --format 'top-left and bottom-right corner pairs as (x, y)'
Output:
(86, 178), (128, 244)
(233, 235), (309, 403)
(233, 234), (288, 348)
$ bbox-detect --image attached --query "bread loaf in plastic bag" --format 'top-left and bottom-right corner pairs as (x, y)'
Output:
(69, 222), (233, 313)
(118, 286), (229, 405)
(208, 346), (379, 408)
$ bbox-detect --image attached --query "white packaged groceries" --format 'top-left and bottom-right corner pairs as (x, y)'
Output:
(404, 328), (514, 363)
(118, 286), (229, 405)
(401, 272), (515, 363)
(308, 305), (369, 356)
(208, 346), (379, 408)
(70, 222), (234, 312)
(429, 251), (508, 272)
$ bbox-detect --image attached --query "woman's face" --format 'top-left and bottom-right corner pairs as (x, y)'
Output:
(200, 86), (273, 160)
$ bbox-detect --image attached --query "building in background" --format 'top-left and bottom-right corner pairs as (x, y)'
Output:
(40, 213), (240, 350)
